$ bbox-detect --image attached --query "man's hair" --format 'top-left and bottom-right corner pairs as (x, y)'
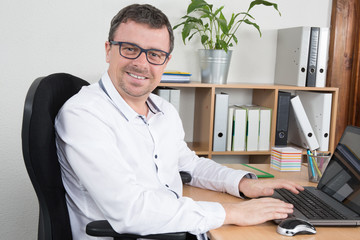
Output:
(108, 4), (174, 53)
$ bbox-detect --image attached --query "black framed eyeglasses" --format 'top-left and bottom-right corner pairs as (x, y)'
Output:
(110, 41), (170, 65)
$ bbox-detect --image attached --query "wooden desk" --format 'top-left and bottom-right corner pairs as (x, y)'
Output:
(183, 164), (360, 240)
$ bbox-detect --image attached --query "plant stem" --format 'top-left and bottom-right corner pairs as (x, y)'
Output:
(225, 10), (248, 47)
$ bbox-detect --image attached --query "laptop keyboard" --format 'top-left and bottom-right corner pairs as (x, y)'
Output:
(275, 188), (347, 220)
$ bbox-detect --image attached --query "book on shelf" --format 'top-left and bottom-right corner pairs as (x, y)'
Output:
(161, 70), (191, 83)
(233, 107), (247, 151)
(153, 87), (180, 112)
(226, 106), (235, 151)
(241, 105), (260, 151)
(226, 105), (272, 152)
(258, 107), (272, 151)
(226, 106), (247, 151)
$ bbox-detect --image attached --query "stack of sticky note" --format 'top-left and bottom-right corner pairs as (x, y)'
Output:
(271, 147), (302, 171)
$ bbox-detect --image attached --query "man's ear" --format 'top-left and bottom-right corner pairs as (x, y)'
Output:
(162, 54), (172, 68)
(105, 41), (111, 63)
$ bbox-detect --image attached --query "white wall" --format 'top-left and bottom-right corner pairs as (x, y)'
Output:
(0, 0), (332, 239)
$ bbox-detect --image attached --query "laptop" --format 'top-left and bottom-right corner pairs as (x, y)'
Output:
(272, 125), (360, 226)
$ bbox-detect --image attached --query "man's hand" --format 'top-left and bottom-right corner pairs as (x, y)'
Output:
(222, 198), (294, 226)
(238, 178), (304, 198)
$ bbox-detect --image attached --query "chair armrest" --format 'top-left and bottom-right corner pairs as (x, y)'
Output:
(180, 171), (192, 184)
(86, 220), (187, 240)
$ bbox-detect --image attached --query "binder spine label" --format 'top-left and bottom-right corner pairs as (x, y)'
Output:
(306, 27), (320, 87)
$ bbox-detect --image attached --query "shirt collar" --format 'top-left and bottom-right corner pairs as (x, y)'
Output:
(100, 72), (163, 121)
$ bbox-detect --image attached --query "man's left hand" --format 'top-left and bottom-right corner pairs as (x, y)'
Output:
(238, 178), (304, 198)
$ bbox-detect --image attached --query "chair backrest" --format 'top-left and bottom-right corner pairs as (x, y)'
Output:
(22, 73), (89, 240)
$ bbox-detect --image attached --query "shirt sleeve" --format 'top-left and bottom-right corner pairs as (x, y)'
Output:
(175, 118), (257, 198)
(55, 101), (227, 236)
(181, 154), (257, 198)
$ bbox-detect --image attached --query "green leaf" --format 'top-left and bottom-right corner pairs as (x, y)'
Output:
(232, 35), (238, 44)
(200, 12), (211, 20)
(188, 32), (196, 41)
(187, 0), (208, 14)
(218, 12), (228, 34)
(217, 40), (228, 52)
(173, 16), (198, 30)
(207, 3), (213, 12)
(173, 22), (184, 30)
(248, 0), (281, 16)
(181, 23), (196, 43)
(240, 12), (255, 20)
(198, 7), (212, 17)
(243, 19), (262, 37)
(184, 15), (203, 23)
(201, 35), (209, 45)
(213, 6), (224, 17)
(173, 0), (281, 49)
(228, 13), (236, 30)
(214, 41), (220, 50)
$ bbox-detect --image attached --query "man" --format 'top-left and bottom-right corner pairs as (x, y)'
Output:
(55, 4), (303, 239)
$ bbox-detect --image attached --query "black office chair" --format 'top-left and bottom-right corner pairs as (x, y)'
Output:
(21, 73), (187, 240)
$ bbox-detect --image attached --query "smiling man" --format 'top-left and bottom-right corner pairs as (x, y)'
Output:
(55, 4), (302, 240)
(105, 18), (171, 115)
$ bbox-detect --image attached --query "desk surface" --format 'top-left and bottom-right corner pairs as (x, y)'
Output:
(183, 164), (360, 240)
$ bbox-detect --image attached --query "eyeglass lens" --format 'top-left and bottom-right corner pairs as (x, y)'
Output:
(119, 42), (168, 65)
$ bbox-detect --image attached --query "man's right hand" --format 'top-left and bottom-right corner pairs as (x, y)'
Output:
(222, 198), (293, 226)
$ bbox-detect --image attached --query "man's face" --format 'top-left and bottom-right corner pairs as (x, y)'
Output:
(105, 20), (171, 101)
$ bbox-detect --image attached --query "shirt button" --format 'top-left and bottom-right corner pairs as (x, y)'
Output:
(165, 184), (169, 188)
(154, 154), (158, 159)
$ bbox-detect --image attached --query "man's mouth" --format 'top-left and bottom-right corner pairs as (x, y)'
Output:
(127, 72), (147, 80)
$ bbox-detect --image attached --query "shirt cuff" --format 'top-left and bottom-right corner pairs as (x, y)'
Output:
(224, 170), (257, 198)
(189, 201), (225, 235)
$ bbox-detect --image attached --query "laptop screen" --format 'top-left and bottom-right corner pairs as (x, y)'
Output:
(317, 126), (360, 215)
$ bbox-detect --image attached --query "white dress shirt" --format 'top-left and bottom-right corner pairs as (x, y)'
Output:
(55, 72), (255, 239)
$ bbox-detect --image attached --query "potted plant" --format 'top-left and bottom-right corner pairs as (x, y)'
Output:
(174, 0), (281, 84)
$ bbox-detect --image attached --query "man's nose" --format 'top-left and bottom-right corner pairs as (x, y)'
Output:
(132, 51), (149, 65)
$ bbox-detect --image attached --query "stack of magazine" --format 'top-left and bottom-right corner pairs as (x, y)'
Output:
(161, 70), (191, 83)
